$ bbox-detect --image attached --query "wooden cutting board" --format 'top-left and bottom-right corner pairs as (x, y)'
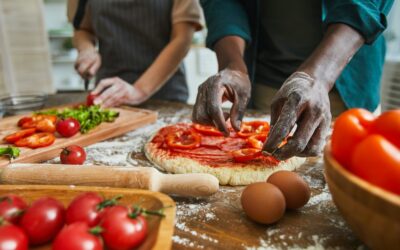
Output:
(0, 105), (157, 167)
(0, 185), (176, 250)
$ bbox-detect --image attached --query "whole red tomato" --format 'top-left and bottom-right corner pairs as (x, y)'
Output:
(52, 222), (103, 250)
(66, 192), (121, 227)
(0, 224), (28, 250)
(19, 197), (65, 245)
(331, 109), (375, 168)
(0, 194), (28, 224)
(60, 145), (86, 165)
(86, 94), (97, 106)
(56, 118), (80, 138)
(371, 110), (400, 149)
(100, 206), (148, 250)
(351, 135), (400, 195)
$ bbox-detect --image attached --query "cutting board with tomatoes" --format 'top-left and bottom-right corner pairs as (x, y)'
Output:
(0, 105), (157, 167)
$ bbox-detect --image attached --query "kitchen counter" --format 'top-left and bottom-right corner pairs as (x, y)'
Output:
(45, 92), (364, 249)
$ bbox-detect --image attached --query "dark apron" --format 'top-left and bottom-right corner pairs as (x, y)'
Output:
(88, 0), (188, 103)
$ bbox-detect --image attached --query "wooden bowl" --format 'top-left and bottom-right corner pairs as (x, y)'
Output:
(324, 144), (400, 250)
(0, 185), (176, 250)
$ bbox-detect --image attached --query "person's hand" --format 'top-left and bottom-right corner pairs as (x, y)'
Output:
(91, 77), (148, 108)
(75, 49), (101, 79)
(263, 72), (332, 160)
(192, 68), (251, 135)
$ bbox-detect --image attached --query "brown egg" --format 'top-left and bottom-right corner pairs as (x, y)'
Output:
(240, 182), (286, 224)
(267, 171), (311, 210)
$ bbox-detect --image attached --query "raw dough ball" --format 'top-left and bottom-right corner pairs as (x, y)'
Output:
(267, 171), (310, 210)
(240, 182), (286, 224)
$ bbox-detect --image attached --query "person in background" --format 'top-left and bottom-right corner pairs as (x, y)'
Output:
(68, 0), (202, 108)
(193, 0), (393, 160)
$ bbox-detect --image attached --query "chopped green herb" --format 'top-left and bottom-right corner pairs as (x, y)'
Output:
(0, 146), (20, 160)
(36, 105), (119, 133)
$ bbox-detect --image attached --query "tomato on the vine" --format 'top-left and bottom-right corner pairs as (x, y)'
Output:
(100, 205), (148, 250)
(0, 224), (28, 250)
(0, 194), (28, 224)
(52, 222), (103, 250)
(166, 130), (201, 149)
(237, 121), (270, 138)
(66, 192), (121, 226)
(19, 197), (65, 245)
(56, 118), (80, 138)
(60, 145), (86, 165)
(331, 109), (375, 168)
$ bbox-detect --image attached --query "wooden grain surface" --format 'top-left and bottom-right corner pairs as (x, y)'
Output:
(0, 105), (157, 167)
(13, 93), (365, 249)
(0, 185), (176, 250)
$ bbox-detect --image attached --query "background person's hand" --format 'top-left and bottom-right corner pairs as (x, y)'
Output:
(91, 77), (148, 108)
(75, 49), (101, 79)
(192, 68), (251, 135)
(263, 72), (332, 160)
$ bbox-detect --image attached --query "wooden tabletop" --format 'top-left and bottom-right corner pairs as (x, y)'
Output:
(43, 93), (364, 249)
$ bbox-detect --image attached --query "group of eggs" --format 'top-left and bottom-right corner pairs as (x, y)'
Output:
(241, 171), (311, 224)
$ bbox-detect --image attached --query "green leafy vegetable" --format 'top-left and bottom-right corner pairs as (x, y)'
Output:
(37, 105), (119, 133)
(0, 146), (20, 160)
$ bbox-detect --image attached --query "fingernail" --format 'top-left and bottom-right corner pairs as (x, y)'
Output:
(94, 99), (102, 105)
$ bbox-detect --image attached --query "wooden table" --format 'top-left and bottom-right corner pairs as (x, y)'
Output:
(43, 93), (364, 249)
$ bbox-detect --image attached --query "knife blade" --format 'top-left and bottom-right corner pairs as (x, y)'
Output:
(84, 79), (90, 91)
(0, 163), (219, 197)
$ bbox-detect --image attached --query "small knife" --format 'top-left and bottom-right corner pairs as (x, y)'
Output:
(0, 163), (220, 197)
(84, 79), (90, 91)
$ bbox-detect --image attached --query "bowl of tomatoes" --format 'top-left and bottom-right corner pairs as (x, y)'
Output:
(0, 185), (176, 250)
(324, 109), (400, 250)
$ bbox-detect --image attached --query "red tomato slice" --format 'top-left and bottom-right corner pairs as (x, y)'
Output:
(247, 134), (268, 149)
(193, 124), (224, 136)
(4, 128), (37, 144)
(237, 121), (270, 138)
(166, 130), (201, 149)
(15, 133), (56, 149)
(17, 117), (33, 127)
(231, 148), (262, 163)
(36, 119), (56, 133)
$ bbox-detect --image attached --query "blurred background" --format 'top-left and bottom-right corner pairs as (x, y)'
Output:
(0, 0), (399, 109)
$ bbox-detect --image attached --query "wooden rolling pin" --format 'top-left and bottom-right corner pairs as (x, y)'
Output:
(0, 164), (219, 197)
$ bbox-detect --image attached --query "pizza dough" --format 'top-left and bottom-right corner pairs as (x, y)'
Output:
(144, 124), (306, 186)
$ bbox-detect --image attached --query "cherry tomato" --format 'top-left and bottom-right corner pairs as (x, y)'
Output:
(193, 124), (224, 136)
(100, 206), (148, 250)
(231, 148), (262, 163)
(247, 134), (268, 149)
(331, 109), (375, 168)
(0, 195), (28, 224)
(3, 128), (36, 144)
(87, 94), (97, 106)
(237, 121), (270, 138)
(371, 110), (400, 149)
(351, 135), (400, 195)
(0, 224), (28, 250)
(66, 192), (120, 226)
(60, 145), (86, 165)
(56, 118), (80, 138)
(166, 130), (201, 149)
(14, 133), (56, 148)
(52, 222), (103, 250)
(19, 197), (65, 245)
